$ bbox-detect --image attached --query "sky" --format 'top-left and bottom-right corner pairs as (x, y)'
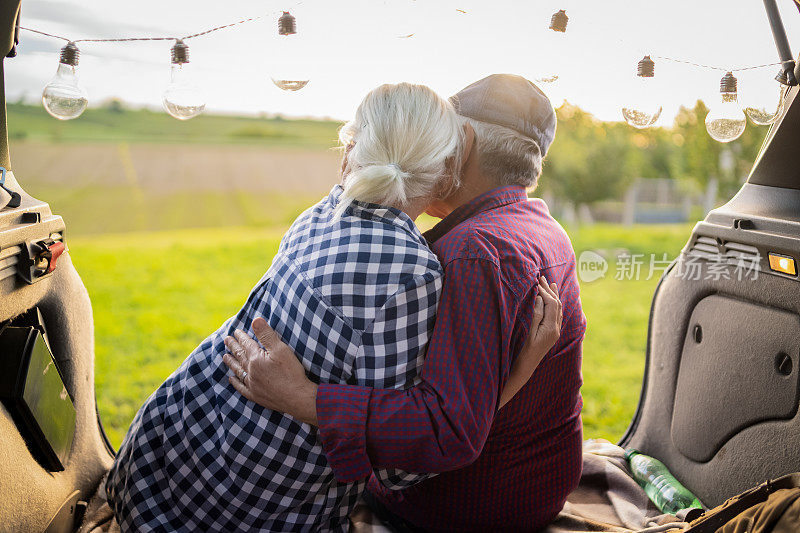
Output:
(7, 0), (800, 125)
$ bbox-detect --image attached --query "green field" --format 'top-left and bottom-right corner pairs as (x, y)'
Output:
(67, 222), (692, 448)
(8, 103), (342, 148)
(8, 104), (343, 236)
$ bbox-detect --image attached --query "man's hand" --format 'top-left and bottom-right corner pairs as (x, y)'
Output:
(497, 276), (563, 409)
(223, 317), (320, 426)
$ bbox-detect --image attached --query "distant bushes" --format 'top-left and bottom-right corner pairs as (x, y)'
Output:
(228, 125), (294, 140)
(541, 101), (768, 206)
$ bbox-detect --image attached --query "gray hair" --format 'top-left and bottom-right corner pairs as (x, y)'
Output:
(464, 118), (543, 190)
(335, 83), (464, 218)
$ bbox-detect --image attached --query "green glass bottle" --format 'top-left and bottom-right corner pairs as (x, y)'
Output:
(625, 449), (704, 515)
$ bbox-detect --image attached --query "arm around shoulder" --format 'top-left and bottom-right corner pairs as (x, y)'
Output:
(318, 257), (510, 482)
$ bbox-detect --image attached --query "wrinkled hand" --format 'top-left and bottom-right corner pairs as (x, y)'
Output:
(498, 276), (564, 409)
(223, 317), (319, 426)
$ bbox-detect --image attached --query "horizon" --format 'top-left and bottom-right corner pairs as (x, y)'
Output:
(8, 94), (720, 130)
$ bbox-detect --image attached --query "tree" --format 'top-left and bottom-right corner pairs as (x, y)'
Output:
(670, 101), (767, 199)
(543, 103), (636, 205)
(102, 98), (126, 114)
(539, 100), (769, 207)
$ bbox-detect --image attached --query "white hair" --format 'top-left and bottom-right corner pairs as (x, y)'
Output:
(464, 118), (543, 189)
(335, 83), (464, 218)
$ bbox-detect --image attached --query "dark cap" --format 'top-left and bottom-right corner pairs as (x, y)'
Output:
(449, 74), (557, 157)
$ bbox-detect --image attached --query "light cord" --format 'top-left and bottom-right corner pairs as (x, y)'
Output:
(653, 56), (782, 73)
(19, 2), (302, 44)
(21, 10), (782, 75)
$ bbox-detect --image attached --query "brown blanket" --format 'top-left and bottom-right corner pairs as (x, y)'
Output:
(82, 441), (691, 532)
(544, 440), (690, 533)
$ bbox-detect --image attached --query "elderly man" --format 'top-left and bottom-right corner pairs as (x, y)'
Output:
(225, 74), (586, 531)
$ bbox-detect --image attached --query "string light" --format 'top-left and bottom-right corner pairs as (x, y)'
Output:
(743, 80), (786, 126)
(20, 5), (299, 120)
(534, 10), (569, 87)
(705, 72), (747, 143)
(271, 11), (310, 92)
(18, 7), (795, 140)
(42, 42), (88, 120)
(162, 40), (206, 120)
(618, 53), (787, 137)
(621, 56), (662, 129)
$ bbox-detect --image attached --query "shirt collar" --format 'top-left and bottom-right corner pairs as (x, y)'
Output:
(329, 185), (425, 242)
(424, 186), (529, 244)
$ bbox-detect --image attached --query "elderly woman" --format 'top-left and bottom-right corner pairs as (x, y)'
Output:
(106, 83), (560, 532)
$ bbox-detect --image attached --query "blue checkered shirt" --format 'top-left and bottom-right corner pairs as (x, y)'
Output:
(106, 186), (442, 532)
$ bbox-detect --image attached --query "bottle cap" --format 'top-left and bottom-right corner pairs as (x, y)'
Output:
(624, 448), (640, 461)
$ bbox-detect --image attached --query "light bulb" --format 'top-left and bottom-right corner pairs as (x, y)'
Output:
(271, 12), (310, 91)
(162, 40), (205, 120)
(743, 78), (786, 126)
(705, 72), (746, 143)
(534, 10), (568, 86)
(42, 42), (88, 120)
(622, 56), (662, 129)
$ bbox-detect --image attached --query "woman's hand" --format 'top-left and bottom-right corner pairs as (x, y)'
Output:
(497, 276), (563, 409)
(223, 317), (320, 426)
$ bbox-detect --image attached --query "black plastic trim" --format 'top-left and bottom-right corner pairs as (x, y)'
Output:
(748, 85), (800, 189)
(96, 393), (116, 458)
(618, 259), (677, 447)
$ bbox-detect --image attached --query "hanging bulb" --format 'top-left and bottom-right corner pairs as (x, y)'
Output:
(622, 56), (662, 129)
(743, 73), (786, 126)
(162, 40), (206, 120)
(705, 72), (746, 143)
(271, 12), (310, 91)
(534, 10), (569, 85)
(42, 42), (88, 120)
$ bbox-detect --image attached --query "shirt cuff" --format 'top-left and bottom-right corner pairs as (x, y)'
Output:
(317, 383), (373, 483)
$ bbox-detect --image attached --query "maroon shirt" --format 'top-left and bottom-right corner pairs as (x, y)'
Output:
(316, 186), (586, 531)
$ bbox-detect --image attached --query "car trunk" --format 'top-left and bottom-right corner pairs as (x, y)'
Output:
(620, 79), (800, 508)
(0, 3), (114, 531)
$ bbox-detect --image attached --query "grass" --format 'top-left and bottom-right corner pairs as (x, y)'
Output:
(37, 185), (322, 235)
(8, 103), (342, 148)
(573, 224), (692, 440)
(68, 222), (693, 448)
(71, 227), (286, 445)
